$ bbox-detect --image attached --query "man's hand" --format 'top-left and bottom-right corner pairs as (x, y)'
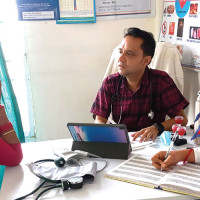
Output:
(131, 125), (159, 142)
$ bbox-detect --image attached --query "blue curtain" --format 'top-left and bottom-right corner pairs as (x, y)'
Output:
(0, 166), (5, 189)
(0, 42), (25, 190)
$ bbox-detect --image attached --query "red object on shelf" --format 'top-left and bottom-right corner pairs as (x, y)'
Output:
(172, 124), (179, 133)
(175, 116), (184, 124)
(178, 126), (186, 136)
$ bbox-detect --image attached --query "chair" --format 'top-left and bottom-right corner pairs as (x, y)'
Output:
(103, 42), (184, 94)
(149, 42), (184, 94)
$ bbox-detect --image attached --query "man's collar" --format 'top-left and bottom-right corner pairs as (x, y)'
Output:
(121, 67), (151, 89)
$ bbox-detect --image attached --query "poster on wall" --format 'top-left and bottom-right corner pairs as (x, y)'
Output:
(56, 0), (96, 24)
(95, 0), (155, 20)
(16, 0), (60, 20)
(159, 0), (200, 68)
(96, 0), (151, 16)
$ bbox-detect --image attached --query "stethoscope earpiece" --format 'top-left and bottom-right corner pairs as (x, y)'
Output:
(35, 157), (66, 168)
(54, 157), (66, 167)
(35, 156), (80, 169)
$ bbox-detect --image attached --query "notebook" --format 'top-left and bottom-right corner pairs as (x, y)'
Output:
(105, 153), (200, 197)
(67, 123), (132, 159)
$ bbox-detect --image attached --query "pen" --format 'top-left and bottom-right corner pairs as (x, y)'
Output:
(165, 129), (179, 159)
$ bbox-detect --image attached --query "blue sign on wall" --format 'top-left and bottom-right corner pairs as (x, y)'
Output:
(16, 0), (60, 20)
(175, 0), (190, 18)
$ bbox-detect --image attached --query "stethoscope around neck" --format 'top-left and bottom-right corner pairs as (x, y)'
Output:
(110, 69), (154, 124)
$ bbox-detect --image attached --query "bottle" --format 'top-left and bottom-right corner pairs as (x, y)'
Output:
(194, 91), (200, 144)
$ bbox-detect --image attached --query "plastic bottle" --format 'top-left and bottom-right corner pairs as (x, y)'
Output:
(194, 91), (200, 144)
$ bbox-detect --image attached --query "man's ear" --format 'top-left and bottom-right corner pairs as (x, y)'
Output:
(143, 56), (152, 66)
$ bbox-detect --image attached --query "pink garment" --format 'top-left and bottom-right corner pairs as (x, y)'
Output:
(193, 29), (197, 39)
(0, 139), (23, 166)
(197, 28), (200, 39)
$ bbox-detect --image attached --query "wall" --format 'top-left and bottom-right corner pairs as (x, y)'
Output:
(25, 1), (165, 141)
(183, 67), (200, 126)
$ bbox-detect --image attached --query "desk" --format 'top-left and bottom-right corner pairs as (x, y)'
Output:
(0, 129), (198, 200)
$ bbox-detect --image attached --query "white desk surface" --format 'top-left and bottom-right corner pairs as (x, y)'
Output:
(0, 128), (198, 200)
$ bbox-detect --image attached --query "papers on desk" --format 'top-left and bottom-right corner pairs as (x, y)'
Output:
(130, 140), (154, 151)
(105, 154), (200, 198)
(128, 132), (155, 151)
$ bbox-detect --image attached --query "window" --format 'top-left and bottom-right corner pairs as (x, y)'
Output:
(0, 1), (35, 139)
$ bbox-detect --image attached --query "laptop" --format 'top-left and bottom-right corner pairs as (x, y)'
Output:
(67, 123), (132, 159)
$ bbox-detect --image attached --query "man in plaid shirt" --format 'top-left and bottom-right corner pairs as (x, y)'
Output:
(91, 28), (189, 142)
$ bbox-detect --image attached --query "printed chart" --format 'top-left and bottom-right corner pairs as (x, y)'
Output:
(159, 0), (200, 68)
(95, 0), (151, 16)
(57, 0), (96, 24)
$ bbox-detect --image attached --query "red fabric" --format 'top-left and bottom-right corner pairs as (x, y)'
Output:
(0, 139), (23, 166)
(91, 67), (189, 131)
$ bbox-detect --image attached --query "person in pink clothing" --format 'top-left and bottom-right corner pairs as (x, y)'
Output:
(0, 82), (23, 166)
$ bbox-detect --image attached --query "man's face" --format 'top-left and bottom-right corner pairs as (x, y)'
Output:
(117, 36), (151, 78)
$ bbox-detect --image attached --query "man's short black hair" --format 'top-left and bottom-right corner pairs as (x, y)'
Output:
(124, 27), (156, 58)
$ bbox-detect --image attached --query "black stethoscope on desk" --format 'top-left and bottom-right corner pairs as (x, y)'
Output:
(15, 151), (107, 200)
(111, 68), (154, 124)
(14, 158), (84, 200)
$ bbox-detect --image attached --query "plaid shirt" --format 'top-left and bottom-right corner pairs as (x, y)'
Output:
(91, 67), (189, 132)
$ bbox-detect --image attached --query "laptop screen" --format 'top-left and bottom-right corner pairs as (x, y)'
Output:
(67, 123), (129, 143)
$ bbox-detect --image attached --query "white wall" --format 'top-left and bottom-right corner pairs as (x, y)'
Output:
(183, 67), (200, 126)
(24, 1), (166, 141)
